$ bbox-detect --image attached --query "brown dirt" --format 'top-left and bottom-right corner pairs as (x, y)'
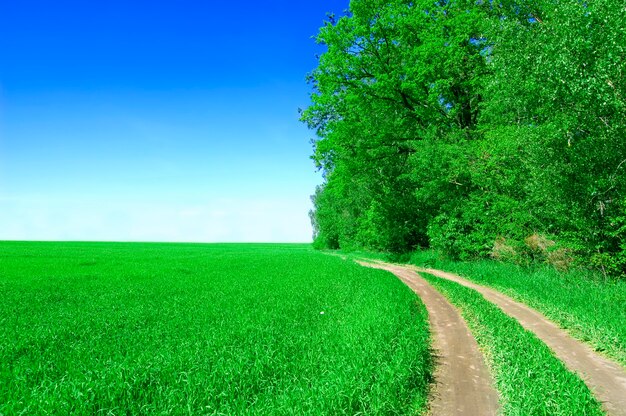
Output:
(414, 266), (626, 416)
(358, 261), (500, 416)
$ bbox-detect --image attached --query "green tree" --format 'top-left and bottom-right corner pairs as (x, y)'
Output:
(481, 0), (626, 266)
(304, 0), (626, 276)
(303, 0), (490, 252)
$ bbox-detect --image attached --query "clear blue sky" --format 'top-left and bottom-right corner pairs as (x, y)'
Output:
(0, 1), (348, 242)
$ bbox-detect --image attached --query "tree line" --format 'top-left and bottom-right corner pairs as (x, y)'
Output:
(301, 0), (626, 277)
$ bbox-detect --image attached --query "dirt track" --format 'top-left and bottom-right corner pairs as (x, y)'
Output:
(409, 266), (626, 416)
(358, 261), (500, 416)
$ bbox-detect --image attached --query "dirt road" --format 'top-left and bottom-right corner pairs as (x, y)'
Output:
(408, 266), (626, 416)
(358, 261), (500, 416)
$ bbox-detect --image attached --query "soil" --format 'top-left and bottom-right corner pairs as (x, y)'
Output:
(411, 266), (626, 416)
(358, 261), (500, 416)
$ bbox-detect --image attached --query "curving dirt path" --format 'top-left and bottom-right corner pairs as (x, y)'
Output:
(411, 266), (626, 416)
(358, 261), (500, 415)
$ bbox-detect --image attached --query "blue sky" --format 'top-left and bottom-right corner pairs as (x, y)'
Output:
(0, 1), (348, 242)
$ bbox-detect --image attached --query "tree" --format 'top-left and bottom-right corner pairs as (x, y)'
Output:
(303, 0), (489, 252)
(481, 0), (626, 266)
(304, 0), (626, 276)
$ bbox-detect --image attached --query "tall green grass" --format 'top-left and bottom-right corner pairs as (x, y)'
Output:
(410, 251), (626, 368)
(0, 242), (432, 415)
(420, 272), (604, 416)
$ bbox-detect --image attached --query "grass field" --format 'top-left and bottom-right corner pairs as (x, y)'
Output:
(410, 251), (626, 368)
(420, 272), (603, 416)
(0, 242), (432, 415)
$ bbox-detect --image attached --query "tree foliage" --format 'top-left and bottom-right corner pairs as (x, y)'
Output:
(303, 0), (626, 276)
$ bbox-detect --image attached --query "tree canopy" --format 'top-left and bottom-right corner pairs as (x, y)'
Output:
(303, 0), (626, 277)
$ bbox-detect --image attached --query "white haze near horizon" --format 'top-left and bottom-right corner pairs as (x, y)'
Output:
(0, 195), (314, 243)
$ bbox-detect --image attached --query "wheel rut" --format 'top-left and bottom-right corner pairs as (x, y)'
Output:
(411, 266), (626, 416)
(358, 261), (500, 416)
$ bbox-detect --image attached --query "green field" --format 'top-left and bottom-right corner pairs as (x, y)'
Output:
(0, 242), (432, 415)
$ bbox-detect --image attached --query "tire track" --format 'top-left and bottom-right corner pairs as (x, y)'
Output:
(358, 261), (500, 416)
(413, 266), (626, 416)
